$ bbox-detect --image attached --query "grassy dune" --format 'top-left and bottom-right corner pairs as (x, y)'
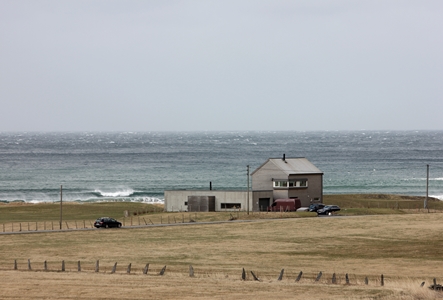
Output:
(1, 195), (443, 299)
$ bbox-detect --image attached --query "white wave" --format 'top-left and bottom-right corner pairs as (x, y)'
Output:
(130, 197), (164, 203)
(431, 194), (443, 201)
(94, 188), (134, 197)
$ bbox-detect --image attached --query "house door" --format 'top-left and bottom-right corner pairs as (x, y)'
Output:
(259, 198), (270, 211)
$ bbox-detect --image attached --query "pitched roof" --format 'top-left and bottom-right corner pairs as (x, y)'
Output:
(251, 157), (323, 176)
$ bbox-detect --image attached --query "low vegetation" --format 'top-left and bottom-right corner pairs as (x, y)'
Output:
(1, 194), (443, 299)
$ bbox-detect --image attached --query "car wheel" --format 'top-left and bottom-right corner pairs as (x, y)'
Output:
(105, 224), (109, 228)
(118, 224), (122, 228)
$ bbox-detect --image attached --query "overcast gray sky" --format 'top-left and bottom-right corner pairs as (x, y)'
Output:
(1, 0), (442, 132)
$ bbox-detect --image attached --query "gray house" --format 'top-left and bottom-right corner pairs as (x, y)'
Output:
(251, 155), (323, 209)
(164, 155), (323, 212)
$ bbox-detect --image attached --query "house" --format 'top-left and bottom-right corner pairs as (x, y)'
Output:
(251, 155), (323, 210)
(164, 155), (323, 212)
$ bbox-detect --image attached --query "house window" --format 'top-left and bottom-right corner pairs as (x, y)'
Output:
(273, 179), (308, 188)
(184, 201), (188, 206)
(273, 181), (288, 188)
(221, 203), (242, 209)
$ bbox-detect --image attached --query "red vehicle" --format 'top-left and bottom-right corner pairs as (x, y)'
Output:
(268, 198), (301, 212)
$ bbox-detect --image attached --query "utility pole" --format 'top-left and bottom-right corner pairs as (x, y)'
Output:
(60, 185), (63, 229)
(247, 165), (250, 215)
(425, 164), (429, 210)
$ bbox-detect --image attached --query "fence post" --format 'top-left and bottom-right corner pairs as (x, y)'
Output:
(95, 260), (99, 272)
(143, 264), (149, 275)
(28, 259), (31, 270)
(250, 271), (260, 281)
(127, 263), (131, 274)
(315, 271), (322, 282)
(62, 260), (65, 272)
(345, 273), (349, 284)
(295, 271), (303, 282)
(14, 259), (17, 270)
(78, 261), (81, 272)
(332, 273), (336, 284)
(44, 260), (47, 271)
(381, 274), (384, 286)
(189, 265), (194, 277)
(159, 266), (166, 276)
(111, 263), (117, 274)
(277, 269), (284, 281)
(365, 277), (369, 285)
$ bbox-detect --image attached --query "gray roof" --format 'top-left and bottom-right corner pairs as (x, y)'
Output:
(251, 157), (323, 176)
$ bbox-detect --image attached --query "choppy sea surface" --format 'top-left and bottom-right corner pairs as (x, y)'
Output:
(0, 131), (442, 203)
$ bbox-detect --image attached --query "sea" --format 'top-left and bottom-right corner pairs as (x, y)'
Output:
(0, 131), (442, 204)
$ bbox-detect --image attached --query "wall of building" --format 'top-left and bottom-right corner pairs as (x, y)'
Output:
(251, 161), (284, 191)
(251, 190), (274, 211)
(287, 174), (323, 206)
(164, 190), (254, 212)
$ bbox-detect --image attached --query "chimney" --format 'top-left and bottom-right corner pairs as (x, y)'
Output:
(210, 181), (212, 190)
(283, 153), (286, 161)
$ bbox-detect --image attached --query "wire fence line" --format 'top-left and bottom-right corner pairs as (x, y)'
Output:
(7, 258), (397, 287)
(0, 214), (202, 234)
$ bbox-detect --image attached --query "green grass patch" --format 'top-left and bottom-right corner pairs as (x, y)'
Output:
(0, 202), (162, 222)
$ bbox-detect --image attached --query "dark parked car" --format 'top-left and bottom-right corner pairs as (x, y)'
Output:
(308, 203), (325, 212)
(94, 217), (122, 228)
(317, 205), (341, 215)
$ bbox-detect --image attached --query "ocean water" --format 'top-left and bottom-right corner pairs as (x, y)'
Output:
(0, 131), (442, 203)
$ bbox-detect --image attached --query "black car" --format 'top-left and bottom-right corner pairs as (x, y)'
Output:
(317, 205), (341, 215)
(308, 203), (325, 212)
(94, 217), (122, 228)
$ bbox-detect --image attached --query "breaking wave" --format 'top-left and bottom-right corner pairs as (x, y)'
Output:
(0, 188), (164, 204)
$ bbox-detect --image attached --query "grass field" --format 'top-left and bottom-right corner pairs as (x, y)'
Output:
(1, 195), (443, 299)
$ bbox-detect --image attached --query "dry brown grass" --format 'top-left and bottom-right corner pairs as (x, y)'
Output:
(2, 213), (443, 299)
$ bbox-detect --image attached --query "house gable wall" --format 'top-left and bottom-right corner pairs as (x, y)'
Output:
(251, 158), (323, 207)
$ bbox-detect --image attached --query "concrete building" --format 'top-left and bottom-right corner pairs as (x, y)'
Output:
(251, 155), (323, 209)
(164, 155), (323, 212)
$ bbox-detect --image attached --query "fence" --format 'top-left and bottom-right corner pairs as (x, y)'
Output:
(0, 214), (200, 233)
(9, 259), (442, 289)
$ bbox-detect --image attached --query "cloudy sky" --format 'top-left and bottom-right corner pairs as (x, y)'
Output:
(1, 0), (442, 132)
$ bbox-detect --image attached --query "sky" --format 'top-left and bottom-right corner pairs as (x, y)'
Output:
(0, 0), (442, 132)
